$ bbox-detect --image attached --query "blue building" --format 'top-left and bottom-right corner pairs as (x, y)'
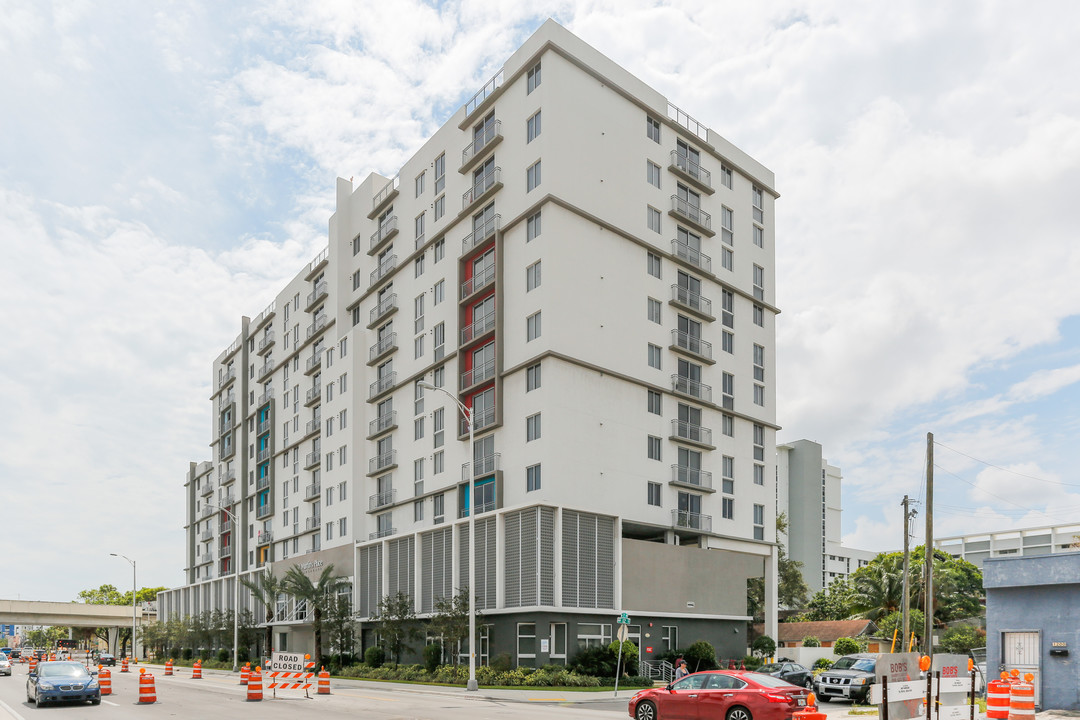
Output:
(984, 553), (1080, 710)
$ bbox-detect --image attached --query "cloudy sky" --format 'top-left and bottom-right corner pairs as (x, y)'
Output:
(2, 0), (1080, 603)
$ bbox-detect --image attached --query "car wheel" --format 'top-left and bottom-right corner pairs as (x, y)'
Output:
(635, 700), (657, 720)
(91, 698), (101, 706)
(727, 706), (752, 720)
(817, 694), (831, 703)
(804, 677), (813, 689)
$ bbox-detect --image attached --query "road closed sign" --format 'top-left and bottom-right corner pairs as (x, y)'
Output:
(269, 651), (307, 672)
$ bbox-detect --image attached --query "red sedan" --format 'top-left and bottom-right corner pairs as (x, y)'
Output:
(629, 670), (811, 720)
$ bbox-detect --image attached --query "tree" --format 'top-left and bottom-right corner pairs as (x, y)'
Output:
(940, 625), (985, 654)
(833, 637), (860, 655)
(752, 635), (776, 659)
(849, 553), (905, 620)
(77, 585), (125, 605)
(802, 636), (821, 647)
(375, 591), (421, 666)
(76, 583), (166, 657)
(875, 609), (925, 646)
(799, 577), (857, 621)
(324, 594), (357, 662)
(282, 563), (350, 671)
(747, 513), (811, 618)
(609, 639), (639, 676)
(428, 588), (478, 665)
(240, 569), (285, 662)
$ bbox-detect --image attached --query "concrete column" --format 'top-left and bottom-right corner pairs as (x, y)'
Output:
(107, 627), (119, 655)
(764, 544), (779, 654)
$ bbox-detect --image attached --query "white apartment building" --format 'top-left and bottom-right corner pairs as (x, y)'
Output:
(160, 19), (782, 666)
(936, 523), (1080, 569)
(776, 439), (876, 595)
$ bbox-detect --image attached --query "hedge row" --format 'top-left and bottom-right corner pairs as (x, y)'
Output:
(337, 663), (652, 687)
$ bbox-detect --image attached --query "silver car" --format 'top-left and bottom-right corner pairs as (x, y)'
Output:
(0, 656), (12, 676)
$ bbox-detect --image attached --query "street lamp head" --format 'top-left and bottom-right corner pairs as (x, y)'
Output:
(417, 381), (436, 390)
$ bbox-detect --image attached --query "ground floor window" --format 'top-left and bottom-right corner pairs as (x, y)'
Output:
(662, 625), (679, 652)
(517, 623), (536, 667)
(576, 623), (611, 651)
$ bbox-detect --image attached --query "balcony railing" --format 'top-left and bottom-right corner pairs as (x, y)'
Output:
(218, 391), (235, 410)
(370, 255), (397, 287)
(464, 68), (503, 117)
(305, 384), (322, 405)
(256, 447), (271, 463)
(258, 359), (275, 380)
(201, 481), (214, 496)
(257, 530), (273, 544)
(671, 284), (713, 317)
(672, 374), (713, 403)
(462, 167), (501, 211)
(672, 239), (712, 274)
(257, 417), (271, 435)
(222, 492), (235, 506)
(461, 359), (495, 390)
(462, 452), (500, 480)
(369, 489), (396, 511)
(461, 264), (495, 301)
(370, 176), (399, 216)
(220, 469), (236, 485)
(256, 504), (273, 520)
(369, 526), (397, 540)
(461, 119), (502, 170)
(304, 451), (321, 469)
(305, 515), (321, 532)
(306, 314), (328, 340)
(668, 103), (710, 141)
(461, 214), (500, 256)
(305, 414), (321, 436)
(369, 372), (396, 400)
(305, 352), (322, 374)
(671, 195), (712, 233)
(369, 292), (397, 326)
(369, 333), (397, 363)
(672, 329), (713, 361)
(220, 520), (233, 534)
(671, 465), (713, 490)
(197, 551), (214, 564)
(257, 387), (274, 407)
(672, 419), (713, 446)
(461, 406), (496, 436)
(672, 509), (712, 532)
(256, 475), (271, 492)
(461, 311), (495, 345)
(199, 528), (212, 542)
(369, 450), (397, 474)
(305, 483), (321, 501)
(200, 504), (214, 518)
(459, 498), (497, 519)
(670, 150), (712, 191)
(369, 411), (396, 437)
(218, 366), (236, 388)
(369, 216), (399, 254)
(305, 280), (328, 310)
(257, 332), (275, 354)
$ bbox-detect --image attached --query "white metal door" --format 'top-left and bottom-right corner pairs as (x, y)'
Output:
(1003, 631), (1040, 706)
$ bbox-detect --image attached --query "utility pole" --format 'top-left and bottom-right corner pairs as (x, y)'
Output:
(924, 432), (934, 658)
(901, 495), (913, 648)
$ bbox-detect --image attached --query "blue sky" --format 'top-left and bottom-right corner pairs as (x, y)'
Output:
(3, 0), (1080, 603)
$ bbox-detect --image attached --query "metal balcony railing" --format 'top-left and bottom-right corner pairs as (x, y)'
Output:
(670, 150), (712, 190)
(256, 504), (273, 520)
(671, 465), (713, 490)
(305, 353), (322, 373)
(220, 520), (233, 534)
(305, 515), (321, 532)
(461, 214), (500, 256)
(461, 119), (502, 168)
(461, 406), (496, 436)
(672, 329), (713, 361)
(305, 414), (321, 435)
(369, 372), (396, 399)
(199, 528), (212, 542)
(462, 167), (501, 210)
(369, 489), (396, 511)
(369, 526), (397, 540)
(306, 384), (322, 404)
(306, 281), (328, 309)
(461, 264), (495, 301)
(257, 387), (274, 406)
(256, 475), (271, 491)
(672, 239), (712, 274)
(220, 469), (235, 485)
(369, 216), (398, 253)
(464, 68), (503, 117)
(257, 417), (271, 435)
(304, 483), (320, 501)
(257, 332), (274, 354)
(201, 481), (214, 496)
(671, 284), (713, 317)
(369, 293), (397, 326)
(370, 255), (397, 287)
(672, 509), (712, 532)
(369, 333), (397, 362)
(461, 359), (495, 389)
(462, 452), (500, 480)
(306, 314), (328, 340)
(305, 451), (320, 469)
(460, 311), (495, 345)
(671, 195), (712, 232)
(672, 374), (713, 403)
(369, 411), (396, 437)
(257, 530), (273, 544)
(218, 366), (236, 388)
(369, 450), (397, 474)
(371, 176), (399, 214)
(257, 447), (271, 462)
(258, 359), (275, 380)
(672, 419), (713, 446)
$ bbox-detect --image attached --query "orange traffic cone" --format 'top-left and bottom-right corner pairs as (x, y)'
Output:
(240, 663), (250, 685)
(317, 667), (331, 695)
(164, 659), (173, 676)
(246, 667), (263, 701)
(192, 659), (202, 679)
(120, 656), (129, 673)
(138, 668), (157, 704)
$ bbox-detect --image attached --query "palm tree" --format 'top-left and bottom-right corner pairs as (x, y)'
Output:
(240, 569), (285, 664)
(282, 564), (349, 670)
(848, 553), (905, 621)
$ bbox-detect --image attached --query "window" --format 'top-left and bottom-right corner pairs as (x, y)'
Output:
(647, 298), (661, 324)
(722, 330), (733, 354)
(753, 265), (765, 300)
(753, 504), (765, 540)
(648, 343), (662, 369)
(526, 363), (541, 391)
(434, 195), (445, 221)
(721, 165), (733, 189)
(415, 212), (425, 245)
(414, 381), (424, 416)
(434, 279), (445, 305)
(526, 413), (541, 441)
(526, 211), (541, 241)
(434, 153), (445, 194)
(527, 312), (541, 341)
(647, 116), (661, 143)
(527, 110), (541, 142)
(414, 458), (424, 483)
(339, 446), (347, 465)
(527, 61), (541, 93)
(526, 464), (541, 492)
(527, 160), (541, 191)
(415, 417), (425, 440)
(753, 344), (765, 381)
(433, 493), (445, 521)
(434, 322), (445, 360)
(434, 237), (445, 262)
(647, 482), (662, 506)
(647, 160), (661, 188)
(416, 171), (426, 197)
(433, 365), (445, 387)
(753, 424), (765, 461)
(723, 414), (734, 437)
(647, 389), (662, 415)
(721, 207), (733, 245)
(414, 500), (424, 522)
(647, 206), (661, 234)
(722, 456), (734, 493)
(754, 304), (764, 327)
(415, 254), (425, 277)
(326, 522), (333, 540)
(526, 261), (541, 291)
(647, 252), (661, 279)
(433, 408), (444, 448)
(722, 372), (734, 409)
(752, 186), (764, 223)
(647, 435), (661, 461)
(723, 497), (734, 520)
(753, 225), (764, 248)
(339, 517), (347, 536)
(433, 451), (444, 475)
(721, 290), (734, 327)
(414, 294), (425, 334)
(754, 464), (765, 486)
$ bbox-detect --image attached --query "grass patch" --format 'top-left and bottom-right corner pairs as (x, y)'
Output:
(847, 705), (877, 716)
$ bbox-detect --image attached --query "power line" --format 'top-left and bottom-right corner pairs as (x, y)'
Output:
(934, 440), (1080, 488)
(933, 463), (1041, 513)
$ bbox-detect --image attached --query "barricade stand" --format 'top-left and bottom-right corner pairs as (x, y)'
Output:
(192, 659), (202, 679)
(317, 667), (331, 695)
(266, 656), (317, 699)
(1009, 675), (1036, 720)
(240, 663), (250, 685)
(28, 656), (37, 674)
(246, 668), (263, 702)
(164, 659), (173, 676)
(987, 679), (1011, 719)
(138, 668), (157, 704)
(121, 656), (130, 673)
(99, 667), (112, 696)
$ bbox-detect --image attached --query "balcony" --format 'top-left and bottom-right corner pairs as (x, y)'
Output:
(305, 414), (321, 436)
(368, 332), (398, 365)
(368, 176), (399, 219)
(672, 374), (713, 403)
(670, 284), (713, 320)
(306, 314), (328, 340)
(368, 372), (396, 401)
(219, 442), (235, 461)
(459, 498), (497, 519)
(257, 417), (271, 435)
(218, 391), (236, 410)
(461, 166), (502, 213)
(670, 195), (714, 236)
(460, 264), (495, 302)
(304, 451), (321, 470)
(460, 119), (503, 173)
(461, 213), (500, 257)
(197, 551), (214, 565)
(460, 311), (495, 346)
(220, 520), (233, 534)
(671, 419), (713, 448)
(462, 452), (500, 480)
(257, 504), (273, 519)
(305, 384), (322, 406)
(672, 509), (713, 533)
(669, 150), (713, 194)
(305, 280), (328, 311)
(220, 469), (236, 485)
(368, 292), (398, 328)
(256, 475), (271, 492)
(257, 387), (274, 407)
(670, 465), (714, 491)
(369, 255), (397, 288)
(257, 332), (275, 355)
(305, 352), (322, 375)
(200, 504), (214, 519)
(461, 406), (496, 436)
(460, 359), (495, 391)
(257, 447), (271, 463)
(368, 216), (399, 255)
(257, 358), (276, 382)
(199, 528), (212, 541)
(218, 366), (236, 388)
(220, 544), (232, 558)
(672, 239), (712, 274)
(368, 450), (397, 475)
(257, 530), (273, 545)
(222, 492), (235, 506)
(369, 489), (396, 512)
(200, 480), (214, 496)
(305, 515), (321, 532)
(368, 411), (397, 439)
(671, 329), (714, 363)
(463, 68), (503, 120)
(369, 526), (397, 540)
(304, 482), (321, 501)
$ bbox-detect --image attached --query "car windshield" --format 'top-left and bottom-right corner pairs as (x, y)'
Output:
(752, 674), (800, 688)
(832, 658), (875, 672)
(39, 663), (90, 678)
(758, 663), (784, 673)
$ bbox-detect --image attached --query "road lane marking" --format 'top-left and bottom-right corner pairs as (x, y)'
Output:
(332, 691), (400, 702)
(103, 700), (120, 706)
(0, 697), (30, 720)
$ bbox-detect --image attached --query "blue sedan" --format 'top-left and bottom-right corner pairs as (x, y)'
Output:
(27, 661), (101, 706)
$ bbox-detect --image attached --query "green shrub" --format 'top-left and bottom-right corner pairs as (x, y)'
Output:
(833, 638), (860, 656)
(570, 646), (617, 677)
(182, 648), (193, 660)
(237, 647), (250, 663)
(752, 635), (776, 659)
(684, 640), (719, 672)
(608, 640), (639, 676)
(217, 648), (230, 662)
(364, 646), (386, 668)
(741, 655), (763, 670)
(802, 636), (821, 647)
(813, 657), (834, 670)
(422, 643), (442, 673)
(491, 652), (513, 672)
(940, 626), (985, 654)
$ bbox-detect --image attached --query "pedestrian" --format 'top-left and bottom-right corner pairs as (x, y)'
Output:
(675, 660), (689, 679)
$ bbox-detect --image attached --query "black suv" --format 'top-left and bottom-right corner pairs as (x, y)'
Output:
(814, 653), (877, 703)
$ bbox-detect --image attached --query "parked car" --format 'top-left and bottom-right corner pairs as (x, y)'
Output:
(0, 656), (12, 676)
(27, 661), (101, 706)
(814, 653), (878, 703)
(629, 670), (810, 720)
(7, 649), (21, 660)
(756, 661), (814, 688)
(97, 653), (116, 666)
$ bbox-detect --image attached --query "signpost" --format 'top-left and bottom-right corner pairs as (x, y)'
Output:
(614, 614), (630, 696)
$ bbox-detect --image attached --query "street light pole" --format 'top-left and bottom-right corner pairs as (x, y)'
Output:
(109, 553), (136, 661)
(212, 504), (240, 672)
(419, 381), (478, 692)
